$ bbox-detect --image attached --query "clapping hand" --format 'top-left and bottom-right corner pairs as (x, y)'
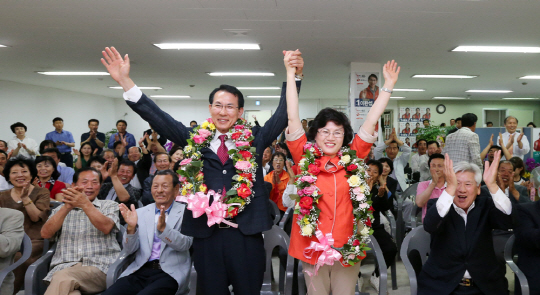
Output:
(73, 148), (80, 156)
(517, 131), (524, 144)
(93, 148), (98, 155)
(114, 134), (120, 142)
(119, 203), (138, 233)
(109, 158), (118, 178)
(100, 163), (109, 180)
(443, 154), (457, 196)
(157, 205), (167, 232)
(488, 134), (494, 147)
(382, 60), (401, 87)
(90, 130), (97, 139)
(378, 185), (386, 197)
(62, 186), (90, 209)
(484, 150), (502, 193)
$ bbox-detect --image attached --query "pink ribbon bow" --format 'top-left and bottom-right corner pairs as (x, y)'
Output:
(185, 190), (238, 228)
(186, 192), (210, 218)
(303, 230), (342, 276)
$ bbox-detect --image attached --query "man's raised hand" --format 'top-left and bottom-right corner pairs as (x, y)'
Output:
(443, 154), (457, 196)
(484, 150), (502, 193)
(120, 203), (138, 234)
(101, 47), (135, 91)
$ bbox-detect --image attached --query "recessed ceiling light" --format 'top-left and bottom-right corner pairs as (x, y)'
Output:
(466, 90), (512, 93)
(432, 97), (468, 100)
(412, 75), (478, 79)
(150, 95), (191, 98)
(519, 75), (540, 79)
(393, 89), (425, 92)
(246, 96), (280, 98)
(452, 46), (540, 53)
(154, 43), (260, 50)
(108, 86), (162, 90)
(38, 72), (110, 76)
(390, 97), (405, 99)
(208, 72), (274, 77)
(236, 87), (281, 90)
(502, 97), (539, 100)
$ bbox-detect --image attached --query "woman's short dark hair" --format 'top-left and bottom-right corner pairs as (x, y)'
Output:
(3, 156), (36, 184)
(35, 156), (60, 180)
(80, 142), (93, 154)
(270, 152), (286, 164)
(169, 144), (183, 157)
(10, 122), (27, 133)
(87, 156), (106, 167)
(509, 157), (525, 176)
(307, 108), (354, 144)
(368, 74), (378, 81)
(208, 85), (244, 108)
(428, 153), (445, 167)
(39, 140), (57, 154)
(527, 122), (536, 128)
(366, 159), (383, 176)
(0, 150), (7, 158)
(378, 157), (394, 174)
(276, 142), (291, 158)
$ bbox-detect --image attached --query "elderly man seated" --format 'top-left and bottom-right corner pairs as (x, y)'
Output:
(0, 208), (24, 295)
(419, 151), (513, 295)
(41, 167), (121, 295)
(102, 170), (192, 295)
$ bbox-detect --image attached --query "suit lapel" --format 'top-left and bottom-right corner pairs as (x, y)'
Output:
(145, 204), (156, 250)
(159, 203), (182, 255)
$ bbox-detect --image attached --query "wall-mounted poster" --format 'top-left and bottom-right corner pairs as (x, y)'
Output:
(399, 106), (431, 135)
(533, 128), (540, 162)
(349, 71), (381, 132)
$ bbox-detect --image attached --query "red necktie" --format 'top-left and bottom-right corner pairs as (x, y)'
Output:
(217, 135), (229, 165)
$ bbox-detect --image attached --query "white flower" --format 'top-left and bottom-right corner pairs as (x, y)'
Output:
(295, 203), (301, 210)
(357, 166), (365, 173)
(310, 147), (315, 152)
(341, 155), (351, 164)
(360, 226), (370, 236)
(347, 175), (361, 187)
(299, 158), (307, 166)
(301, 225), (314, 236)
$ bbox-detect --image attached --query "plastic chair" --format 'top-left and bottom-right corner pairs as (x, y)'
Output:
(0, 233), (31, 287)
(396, 183), (418, 251)
(269, 200), (281, 225)
(400, 225), (430, 295)
(279, 207), (294, 231)
(262, 225), (290, 295)
(49, 201), (63, 210)
(504, 235), (529, 295)
(382, 211), (398, 290)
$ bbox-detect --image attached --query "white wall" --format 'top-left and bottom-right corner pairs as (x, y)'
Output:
(0, 80), (117, 146)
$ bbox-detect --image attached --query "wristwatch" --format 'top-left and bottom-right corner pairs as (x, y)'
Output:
(381, 87), (393, 94)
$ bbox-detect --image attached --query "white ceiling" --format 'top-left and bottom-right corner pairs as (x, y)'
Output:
(2, 0), (540, 102)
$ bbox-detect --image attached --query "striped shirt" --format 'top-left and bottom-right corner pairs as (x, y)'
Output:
(44, 199), (121, 281)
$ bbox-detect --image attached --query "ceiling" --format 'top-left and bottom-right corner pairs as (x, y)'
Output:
(2, 0), (540, 102)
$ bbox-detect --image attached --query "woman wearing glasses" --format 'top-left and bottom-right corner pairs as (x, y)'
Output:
(263, 152), (290, 214)
(283, 50), (400, 294)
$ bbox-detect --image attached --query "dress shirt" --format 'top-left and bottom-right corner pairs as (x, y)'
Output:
(80, 131), (106, 155)
(497, 132), (530, 159)
(209, 130), (235, 153)
(262, 162), (271, 177)
(107, 132), (136, 150)
(130, 175), (142, 190)
(57, 165), (75, 184)
(416, 180), (447, 220)
(282, 184), (297, 208)
(374, 143), (412, 192)
(410, 153), (428, 173)
(7, 136), (39, 159)
(149, 203), (173, 261)
(105, 183), (130, 201)
(435, 187), (512, 279)
(0, 175), (12, 191)
(443, 127), (482, 170)
(44, 199), (121, 281)
(45, 130), (75, 153)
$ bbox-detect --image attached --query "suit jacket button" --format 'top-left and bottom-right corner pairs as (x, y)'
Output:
(223, 170), (227, 174)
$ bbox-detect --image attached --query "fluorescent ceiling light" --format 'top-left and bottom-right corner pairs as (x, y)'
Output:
(150, 95), (191, 98)
(236, 87), (281, 90)
(208, 72), (274, 77)
(109, 86), (162, 90)
(247, 96), (280, 98)
(432, 97), (468, 100)
(154, 43), (260, 50)
(452, 46), (540, 53)
(519, 75), (540, 79)
(390, 97), (405, 99)
(393, 88), (425, 92)
(0, 44), (7, 47)
(412, 74), (477, 79)
(466, 90), (512, 93)
(38, 72), (110, 76)
(502, 97), (539, 100)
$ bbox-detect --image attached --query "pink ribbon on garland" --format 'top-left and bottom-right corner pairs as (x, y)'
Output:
(303, 230), (342, 276)
(185, 190), (238, 228)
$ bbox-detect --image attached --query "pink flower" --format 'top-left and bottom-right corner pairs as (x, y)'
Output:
(359, 203), (369, 209)
(300, 208), (310, 215)
(235, 141), (250, 147)
(300, 175), (315, 183)
(352, 187), (362, 195)
(193, 135), (205, 144)
(197, 128), (212, 138)
(297, 189), (305, 196)
(243, 129), (252, 137)
(302, 185), (316, 196)
(235, 161), (252, 171)
(180, 158), (192, 166)
(178, 175), (187, 182)
(234, 125), (245, 131)
(355, 193), (365, 202)
(303, 143), (313, 152)
(207, 118), (213, 124)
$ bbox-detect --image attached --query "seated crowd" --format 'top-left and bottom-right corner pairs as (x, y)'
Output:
(0, 50), (538, 295)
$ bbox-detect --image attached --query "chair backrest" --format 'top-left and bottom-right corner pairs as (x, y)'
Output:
(269, 200), (281, 225)
(400, 225), (430, 295)
(279, 207), (294, 231)
(50, 201), (63, 210)
(402, 182), (418, 200)
(262, 225), (290, 293)
(383, 210), (397, 239)
(116, 225), (126, 249)
(504, 235), (530, 295)
(0, 233), (31, 286)
(368, 235), (388, 295)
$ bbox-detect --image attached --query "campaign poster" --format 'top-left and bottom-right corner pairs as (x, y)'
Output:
(349, 71), (381, 132)
(533, 128), (540, 162)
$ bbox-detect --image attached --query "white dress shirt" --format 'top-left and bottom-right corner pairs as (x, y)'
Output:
(0, 175), (12, 191)
(7, 136), (39, 159)
(497, 132), (530, 159)
(435, 187), (512, 279)
(282, 184), (297, 208)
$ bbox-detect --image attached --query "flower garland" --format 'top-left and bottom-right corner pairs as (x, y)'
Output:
(177, 118), (257, 222)
(294, 143), (374, 266)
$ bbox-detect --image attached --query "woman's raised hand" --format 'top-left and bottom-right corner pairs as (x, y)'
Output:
(382, 60), (400, 87)
(283, 50), (299, 75)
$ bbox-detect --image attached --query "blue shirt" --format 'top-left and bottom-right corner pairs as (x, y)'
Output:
(45, 130), (75, 153)
(107, 132), (136, 150)
(57, 165), (75, 184)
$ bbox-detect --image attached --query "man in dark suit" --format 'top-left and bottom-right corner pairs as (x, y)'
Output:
(514, 200), (540, 295)
(101, 46), (303, 295)
(419, 152), (513, 295)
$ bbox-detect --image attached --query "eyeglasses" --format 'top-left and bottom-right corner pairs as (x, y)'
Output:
(317, 129), (344, 138)
(273, 158), (285, 163)
(211, 103), (238, 113)
(156, 160), (170, 164)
